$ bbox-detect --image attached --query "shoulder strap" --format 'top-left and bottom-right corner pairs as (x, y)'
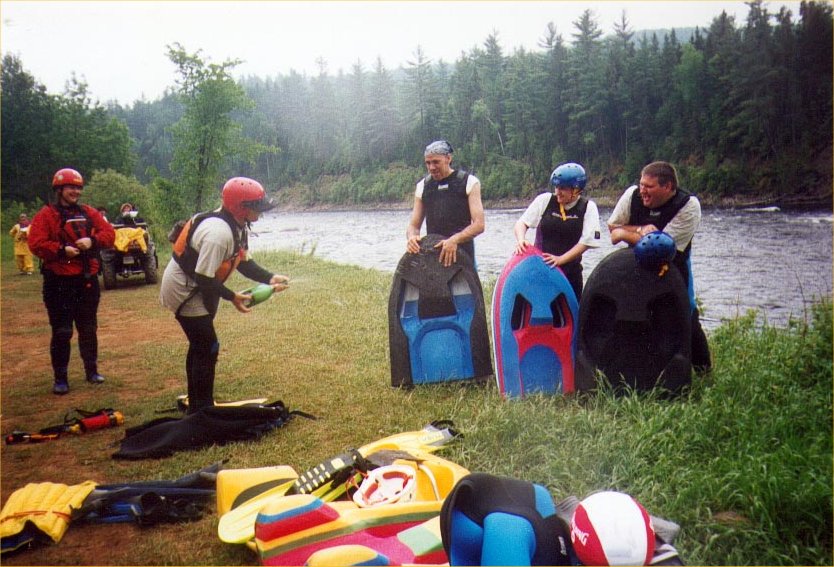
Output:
(52, 204), (93, 242)
(52, 204), (70, 236)
(185, 210), (242, 255)
(173, 209), (243, 278)
(574, 195), (589, 215)
(628, 185), (642, 219)
(670, 188), (693, 212)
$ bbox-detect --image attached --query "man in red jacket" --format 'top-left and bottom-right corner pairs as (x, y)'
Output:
(28, 168), (115, 394)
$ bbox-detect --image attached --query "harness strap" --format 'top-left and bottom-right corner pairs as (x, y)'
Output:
(173, 209), (243, 274)
(172, 210), (244, 316)
(53, 204), (94, 277)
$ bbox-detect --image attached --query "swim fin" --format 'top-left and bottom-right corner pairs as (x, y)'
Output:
(218, 478), (298, 543)
(176, 395), (270, 412)
(216, 465), (299, 516)
(218, 453), (365, 544)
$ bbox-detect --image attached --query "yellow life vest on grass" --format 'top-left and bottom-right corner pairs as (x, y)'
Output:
(0, 481), (96, 553)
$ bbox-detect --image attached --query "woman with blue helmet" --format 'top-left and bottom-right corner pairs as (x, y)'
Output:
(513, 162), (602, 299)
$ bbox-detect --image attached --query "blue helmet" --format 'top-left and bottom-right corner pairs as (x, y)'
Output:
(634, 231), (677, 270)
(550, 163), (587, 190)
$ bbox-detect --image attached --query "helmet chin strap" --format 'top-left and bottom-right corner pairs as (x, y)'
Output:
(225, 208), (249, 227)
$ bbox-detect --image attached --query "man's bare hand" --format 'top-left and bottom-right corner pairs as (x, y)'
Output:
(270, 274), (290, 293)
(75, 237), (93, 251)
(231, 292), (253, 313)
(435, 238), (458, 267)
(406, 235), (422, 254)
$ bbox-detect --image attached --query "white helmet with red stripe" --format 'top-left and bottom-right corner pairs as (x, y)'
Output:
(570, 491), (655, 566)
(352, 465), (416, 508)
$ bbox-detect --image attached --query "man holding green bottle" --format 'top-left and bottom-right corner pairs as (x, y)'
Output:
(160, 177), (289, 413)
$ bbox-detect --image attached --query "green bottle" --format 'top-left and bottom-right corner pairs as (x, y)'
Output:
(241, 283), (274, 307)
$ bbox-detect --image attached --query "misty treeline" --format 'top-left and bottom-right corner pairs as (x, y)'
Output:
(2, 0), (832, 234)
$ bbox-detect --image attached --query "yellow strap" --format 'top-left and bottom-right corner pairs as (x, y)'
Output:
(559, 203), (567, 221)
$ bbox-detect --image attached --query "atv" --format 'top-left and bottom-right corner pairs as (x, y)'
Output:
(100, 222), (159, 289)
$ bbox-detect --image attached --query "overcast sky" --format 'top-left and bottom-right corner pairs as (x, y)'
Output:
(1, 1), (803, 106)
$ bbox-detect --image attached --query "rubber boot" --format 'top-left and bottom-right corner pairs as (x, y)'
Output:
(53, 369), (69, 395)
(85, 364), (106, 384)
(86, 372), (106, 384)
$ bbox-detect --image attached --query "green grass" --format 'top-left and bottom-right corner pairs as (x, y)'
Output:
(1, 248), (831, 566)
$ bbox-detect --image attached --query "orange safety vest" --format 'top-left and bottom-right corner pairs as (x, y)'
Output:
(172, 210), (246, 282)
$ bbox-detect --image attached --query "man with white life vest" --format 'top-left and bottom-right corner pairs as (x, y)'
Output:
(513, 162), (602, 300)
(160, 177), (290, 413)
(28, 168), (116, 395)
(607, 160), (712, 373)
(406, 140), (485, 267)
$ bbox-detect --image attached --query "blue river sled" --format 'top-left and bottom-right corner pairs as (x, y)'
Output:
(575, 248), (692, 393)
(388, 234), (492, 387)
(491, 247), (579, 398)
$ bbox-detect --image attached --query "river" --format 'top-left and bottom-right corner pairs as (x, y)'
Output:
(249, 207), (833, 329)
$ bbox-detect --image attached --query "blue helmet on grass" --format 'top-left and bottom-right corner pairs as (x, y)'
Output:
(550, 163), (587, 190)
(634, 231), (677, 270)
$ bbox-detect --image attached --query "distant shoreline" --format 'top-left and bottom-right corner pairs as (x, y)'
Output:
(273, 193), (833, 214)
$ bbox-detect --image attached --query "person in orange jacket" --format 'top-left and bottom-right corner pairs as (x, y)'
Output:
(28, 168), (115, 395)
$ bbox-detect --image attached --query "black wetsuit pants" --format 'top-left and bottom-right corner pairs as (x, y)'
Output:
(175, 313), (219, 413)
(691, 307), (712, 374)
(561, 263), (583, 302)
(42, 272), (100, 380)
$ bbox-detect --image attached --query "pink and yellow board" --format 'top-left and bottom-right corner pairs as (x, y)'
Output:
(255, 495), (447, 565)
(251, 450), (468, 565)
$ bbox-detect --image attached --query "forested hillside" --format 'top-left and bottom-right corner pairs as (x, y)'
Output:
(2, 0), (831, 225)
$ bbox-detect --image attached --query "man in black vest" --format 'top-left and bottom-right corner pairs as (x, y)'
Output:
(607, 161), (711, 374)
(406, 140), (485, 267)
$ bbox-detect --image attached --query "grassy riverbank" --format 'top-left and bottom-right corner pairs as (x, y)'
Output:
(1, 247), (831, 566)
